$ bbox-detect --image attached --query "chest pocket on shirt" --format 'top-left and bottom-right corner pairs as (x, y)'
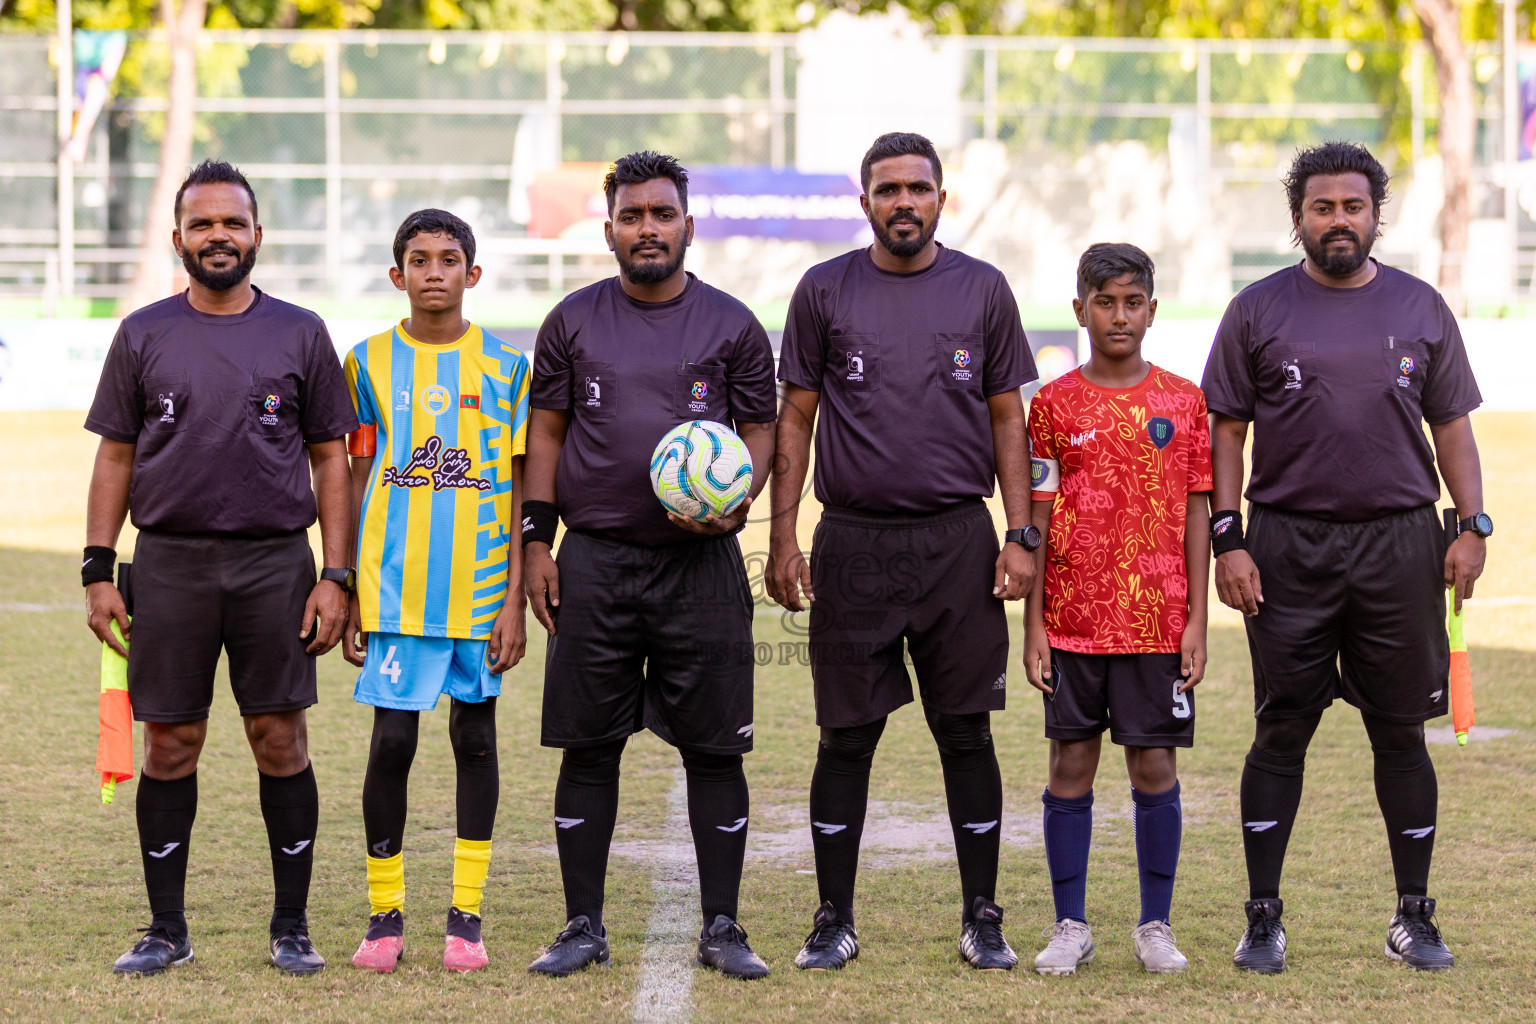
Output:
(142, 373), (190, 432)
(934, 333), (984, 391)
(676, 364), (727, 422)
(1382, 337), (1428, 399)
(1264, 342), (1319, 401)
(250, 376), (299, 438)
(574, 360), (617, 421)
(828, 336), (880, 392)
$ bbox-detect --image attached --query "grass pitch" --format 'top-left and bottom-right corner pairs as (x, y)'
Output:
(1, 411), (1533, 1024)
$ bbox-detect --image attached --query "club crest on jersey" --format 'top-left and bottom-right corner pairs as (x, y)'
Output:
(380, 434), (490, 492)
(421, 384), (452, 416)
(1147, 416), (1174, 450)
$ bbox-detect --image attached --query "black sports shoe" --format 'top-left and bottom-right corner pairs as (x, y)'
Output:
(959, 897), (1018, 971)
(270, 922), (327, 976)
(794, 902), (859, 971)
(696, 914), (770, 979)
(1386, 895), (1455, 970)
(112, 926), (193, 976)
(1233, 897), (1287, 974)
(528, 915), (610, 976)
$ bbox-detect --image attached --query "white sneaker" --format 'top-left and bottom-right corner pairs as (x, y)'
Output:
(1034, 918), (1094, 976)
(1132, 920), (1188, 974)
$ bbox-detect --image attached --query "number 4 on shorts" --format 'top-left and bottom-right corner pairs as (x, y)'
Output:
(379, 645), (402, 686)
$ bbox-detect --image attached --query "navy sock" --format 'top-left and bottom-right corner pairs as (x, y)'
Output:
(1042, 788), (1093, 923)
(1131, 780), (1182, 925)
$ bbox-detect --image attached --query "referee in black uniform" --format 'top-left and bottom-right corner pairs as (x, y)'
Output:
(1203, 142), (1487, 974)
(84, 161), (358, 976)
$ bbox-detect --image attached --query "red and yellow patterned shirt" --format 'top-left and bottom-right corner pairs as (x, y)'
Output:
(1028, 365), (1213, 654)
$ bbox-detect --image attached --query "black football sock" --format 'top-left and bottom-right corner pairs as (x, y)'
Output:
(361, 708), (419, 860)
(449, 698), (499, 842)
(136, 771), (198, 939)
(1240, 714), (1320, 901)
(554, 739), (626, 931)
(808, 718), (885, 928)
(927, 709), (1003, 923)
(1362, 714), (1438, 898)
(259, 762), (319, 936)
(1132, 779), (1182, 925)
(680, 749), (750, 925)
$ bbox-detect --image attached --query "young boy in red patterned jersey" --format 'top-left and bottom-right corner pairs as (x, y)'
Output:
(1023, 243), (1212, 977)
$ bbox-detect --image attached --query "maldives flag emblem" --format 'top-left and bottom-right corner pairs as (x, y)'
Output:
(461, 394), (479, 409)
(1147, 417), (1174, 450)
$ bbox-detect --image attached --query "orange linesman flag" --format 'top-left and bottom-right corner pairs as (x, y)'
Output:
(1447, 597), (1475, 747)
(97, 618), (135, 803)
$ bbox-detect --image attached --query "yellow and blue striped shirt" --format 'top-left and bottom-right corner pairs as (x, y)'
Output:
(343, 321), (530, 639)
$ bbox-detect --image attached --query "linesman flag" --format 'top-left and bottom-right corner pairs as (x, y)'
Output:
(95, 562), (134, 804)
(1447, 597), (1475, 746)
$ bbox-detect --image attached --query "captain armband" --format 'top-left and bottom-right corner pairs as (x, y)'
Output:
(1029, 457), (1060, 494)
(347, 424), (377, 458)
(1211, 509), (1245, 556)
(521, 500), (559, 548)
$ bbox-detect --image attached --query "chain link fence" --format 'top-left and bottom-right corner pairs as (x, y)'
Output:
(1, 29), (1530, 314)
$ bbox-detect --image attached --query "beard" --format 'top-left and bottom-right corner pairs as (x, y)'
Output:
(181, 242), (259, 292)
(616, 240), (686, 285)
(872, 210), (938, 260)
(1300, 224), (1375, 278)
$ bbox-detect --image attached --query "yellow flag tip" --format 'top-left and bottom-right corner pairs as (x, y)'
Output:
(1456, 732), (1468, 746)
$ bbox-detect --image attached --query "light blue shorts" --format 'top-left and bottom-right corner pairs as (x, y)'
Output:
(354, 633), (500, 711)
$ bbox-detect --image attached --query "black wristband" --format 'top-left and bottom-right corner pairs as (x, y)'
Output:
(1210, 509), (1245, 556)
(521, 500), (559, 548)
(82, 546), (117, 586)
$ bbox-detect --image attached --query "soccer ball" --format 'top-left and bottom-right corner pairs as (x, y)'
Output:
(649, 420), (753, 521)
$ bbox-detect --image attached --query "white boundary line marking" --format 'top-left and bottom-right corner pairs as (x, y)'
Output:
(630, 768), (697, 1024)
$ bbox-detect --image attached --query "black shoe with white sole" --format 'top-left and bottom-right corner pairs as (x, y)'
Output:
(697, 915), (770, 979)
(1386, 895), (1454, 971)
(112, 926), (194, 976)
(794, 902), (859, 971)
(270, 922), (326, 975)
(959, 897), (1018, 971)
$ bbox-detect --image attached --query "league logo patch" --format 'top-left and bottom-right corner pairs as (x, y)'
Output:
(1397, 355), (1415, 388)
(846, 351), (865, 382)
(688, 379), (710, 415)
(1282, 360), (1303, 390)
(158, 392), (176, 424)
(954, 349), (970, 368)
(584, 376), (603, 408)
(260, 393), (282, 426)
(421, 384), (452, 416)
(692, 381), (708, 400)
(949, 348), (974, 384)
(1147, 416), (1174, 450)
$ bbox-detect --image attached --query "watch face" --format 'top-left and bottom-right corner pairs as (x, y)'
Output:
(1474, 513), (1493, 536)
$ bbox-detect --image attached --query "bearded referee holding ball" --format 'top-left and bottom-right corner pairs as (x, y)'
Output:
(84, 161), (358, 976)
(1203, 142), (1487, 974)
(521, 152), (777, 979)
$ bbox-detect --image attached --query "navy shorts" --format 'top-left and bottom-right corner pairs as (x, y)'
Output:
(1043, 649), (1195, 748)
(808, 501), (1009, 729)
(126, 530), (318, 722)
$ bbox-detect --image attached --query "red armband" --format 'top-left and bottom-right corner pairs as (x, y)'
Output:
(347, 424), (377, 457)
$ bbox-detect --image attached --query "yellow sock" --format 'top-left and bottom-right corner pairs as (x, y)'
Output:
(452, 838), (492, 917)
(366, 852), (404, 917)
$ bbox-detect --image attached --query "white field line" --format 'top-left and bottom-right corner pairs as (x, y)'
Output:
(630, 768), (697, 1024)
(0, 603), (77, 612)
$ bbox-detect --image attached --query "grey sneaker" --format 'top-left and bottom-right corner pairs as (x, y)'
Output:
(1034, 918), (1094, 976)
(1131, 920), (1188, 974)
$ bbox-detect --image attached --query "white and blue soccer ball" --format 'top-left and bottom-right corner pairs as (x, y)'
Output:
(649, 420), (753, 521)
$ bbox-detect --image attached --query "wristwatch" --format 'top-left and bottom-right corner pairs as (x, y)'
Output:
(1457, 512), (1493, 538)
(1004, 525), (1043, 552)
(320, 567), (357, 592)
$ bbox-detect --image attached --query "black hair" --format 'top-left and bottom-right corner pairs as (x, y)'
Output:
(174, 159), (258, 224)
(604, 151), (689, 215)
(1076, 242), (1156, 301)
(860, 132), (943, 193)
(392, 209), (476, 270)
(1283, 141), (1390, 218)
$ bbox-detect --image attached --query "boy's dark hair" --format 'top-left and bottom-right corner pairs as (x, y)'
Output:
(392, 209), (476, 270)
(1282, 141), (1390, 219)
(1076, 242), (1156, 301)
(860, 132), (943, 193)
(174, 159), (258, 224)
(604, 151), (689, 215)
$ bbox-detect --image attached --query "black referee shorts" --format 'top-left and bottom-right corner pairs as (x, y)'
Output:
(127, 530), (319, 723)
(807, 501), (1009, 729)
(1244, 503), (1450, 724)
(540, 530), (755, 754)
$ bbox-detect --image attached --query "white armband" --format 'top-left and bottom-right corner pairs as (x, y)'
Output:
(1030, 457), (1060, 493)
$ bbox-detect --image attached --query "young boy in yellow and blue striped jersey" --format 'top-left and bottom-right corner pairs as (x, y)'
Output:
(341, 209), (531, 973)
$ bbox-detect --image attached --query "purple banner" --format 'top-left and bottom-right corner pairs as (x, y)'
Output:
(688, 166), (866, 242)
